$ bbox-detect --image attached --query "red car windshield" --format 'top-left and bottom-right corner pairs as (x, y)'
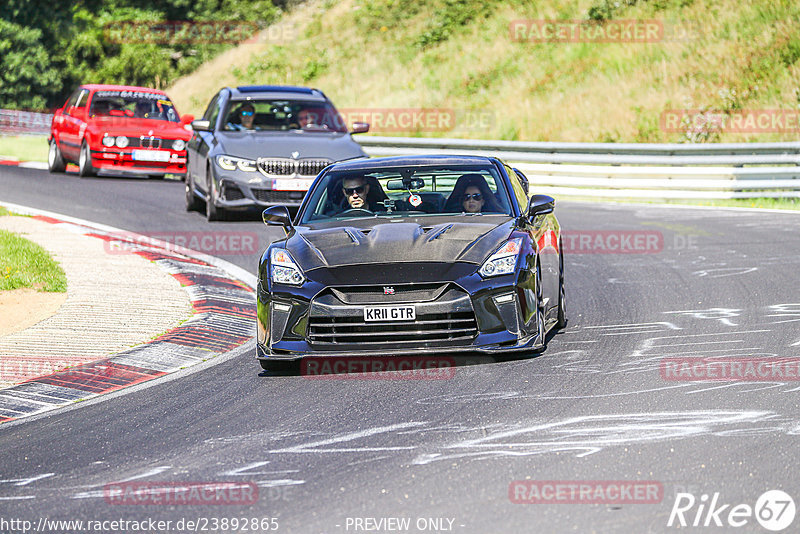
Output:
(89, 90), (180, 122)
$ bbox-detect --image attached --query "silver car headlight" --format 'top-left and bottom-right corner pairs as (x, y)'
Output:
(172, 139), (186, 151)
(217, 155), (257, 172)
(102, 135), (114, 147)
(479, 237), (522, 278)
(115, 136), (129, 148)
(270, 248), (305, 286)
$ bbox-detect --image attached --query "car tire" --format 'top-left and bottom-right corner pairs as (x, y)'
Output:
(78, 141), (95, 177)
(47, 139), (66, 173)
(557, 239), (567, 329)
(185, 174), (203, 212)
(533, 259), (547, 351)
(205, 166), (225, 221)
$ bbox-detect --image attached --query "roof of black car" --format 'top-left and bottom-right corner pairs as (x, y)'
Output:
(328, 155), (498, 171)
(228, 85), (327, 101)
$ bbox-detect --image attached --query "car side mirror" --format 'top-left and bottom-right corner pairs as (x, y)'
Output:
(526, 194), (555, 219)
(263, 206), (293, 230)
(350, 122), (370, 134)
(191, 119), (211, 132)
(181, 114), (195, 125)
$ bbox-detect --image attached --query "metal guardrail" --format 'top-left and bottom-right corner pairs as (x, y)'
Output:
(359, 136), (800, 199)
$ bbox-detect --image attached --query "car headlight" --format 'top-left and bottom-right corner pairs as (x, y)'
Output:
(102, 135), (114, 147)
(115, 136), (129, 148)
(270, 248), (305, 286)
(478, 237), (522, 278)
(172, 139), (186, 151)
(217, 155), (257, 172)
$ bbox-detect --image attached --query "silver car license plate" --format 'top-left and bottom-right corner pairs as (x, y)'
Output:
(363, 305), (415, 322)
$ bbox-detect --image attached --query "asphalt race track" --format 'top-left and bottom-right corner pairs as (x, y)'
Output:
(2, 166), (800, 533)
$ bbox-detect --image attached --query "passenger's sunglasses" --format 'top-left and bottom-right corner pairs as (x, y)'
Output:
(343, 185), (366, 196)
(463, 193), (483, 201)
(240, 110), (254, 117)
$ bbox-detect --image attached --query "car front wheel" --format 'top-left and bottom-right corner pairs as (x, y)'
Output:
(48, 139), (66, 173)
(205, 166), (225, 221)
(78, 141), (95, 177)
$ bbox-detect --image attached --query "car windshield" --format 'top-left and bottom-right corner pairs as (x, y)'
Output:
(89, 90), (179, 122)
(299, 165), (513, 223)
(222, 99), (347, 133)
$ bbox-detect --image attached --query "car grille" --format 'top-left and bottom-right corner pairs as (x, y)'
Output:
(329, 283), (448, 305)
(308, 311), (478, 346)
(307, 284), (478, 347)
(117, 137), (182, 149)
(252, 189), (305, 203)
(257, 158), (331, 177)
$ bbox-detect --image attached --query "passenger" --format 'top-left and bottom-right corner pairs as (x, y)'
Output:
(461, 185), (485, 213)
(444, 174), (503, 213)
(227, 104), (255, 130)
(297, 109), (316, 128)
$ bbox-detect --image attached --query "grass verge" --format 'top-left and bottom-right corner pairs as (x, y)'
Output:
(0, 136), (48, 163)
(0, 229), (67, 292)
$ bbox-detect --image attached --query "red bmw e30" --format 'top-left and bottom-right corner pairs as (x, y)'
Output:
(48, 84), (194, 178)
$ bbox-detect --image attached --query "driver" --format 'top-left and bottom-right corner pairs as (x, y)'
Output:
(342, 176), (372, 210)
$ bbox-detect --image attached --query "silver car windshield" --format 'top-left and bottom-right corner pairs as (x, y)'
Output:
(300, 165), (513, 223)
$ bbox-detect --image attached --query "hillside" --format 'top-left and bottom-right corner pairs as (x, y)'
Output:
(167, 0), (800, 143)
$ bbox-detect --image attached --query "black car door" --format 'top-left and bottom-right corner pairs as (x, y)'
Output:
(506, 165), (559, 319)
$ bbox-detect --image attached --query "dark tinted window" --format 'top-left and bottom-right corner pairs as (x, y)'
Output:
(300, 165), (513, 223)
(505, 164), (528, 212)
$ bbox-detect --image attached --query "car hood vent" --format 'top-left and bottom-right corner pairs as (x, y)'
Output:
(288, 222), (511, 270)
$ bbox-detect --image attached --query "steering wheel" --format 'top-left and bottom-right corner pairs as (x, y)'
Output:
(339, 208), (374, 217)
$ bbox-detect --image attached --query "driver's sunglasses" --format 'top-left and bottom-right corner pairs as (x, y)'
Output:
(463, 193), (483, 201)
(344, 185), (366, 196)
(240, 110), (254, 117)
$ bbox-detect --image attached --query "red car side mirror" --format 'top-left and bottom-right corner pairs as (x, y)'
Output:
(181, 114), (195, 125)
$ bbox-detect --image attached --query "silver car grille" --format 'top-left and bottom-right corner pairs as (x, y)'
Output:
(257, 158), (332, 178)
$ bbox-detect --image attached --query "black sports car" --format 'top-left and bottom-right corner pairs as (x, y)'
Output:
(256, 155), (565, 370)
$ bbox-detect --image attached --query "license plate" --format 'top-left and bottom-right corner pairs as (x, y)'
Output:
(132, 150), (170, 162)
(364, 305), (416, 322)
(272, 179), (313, 191)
